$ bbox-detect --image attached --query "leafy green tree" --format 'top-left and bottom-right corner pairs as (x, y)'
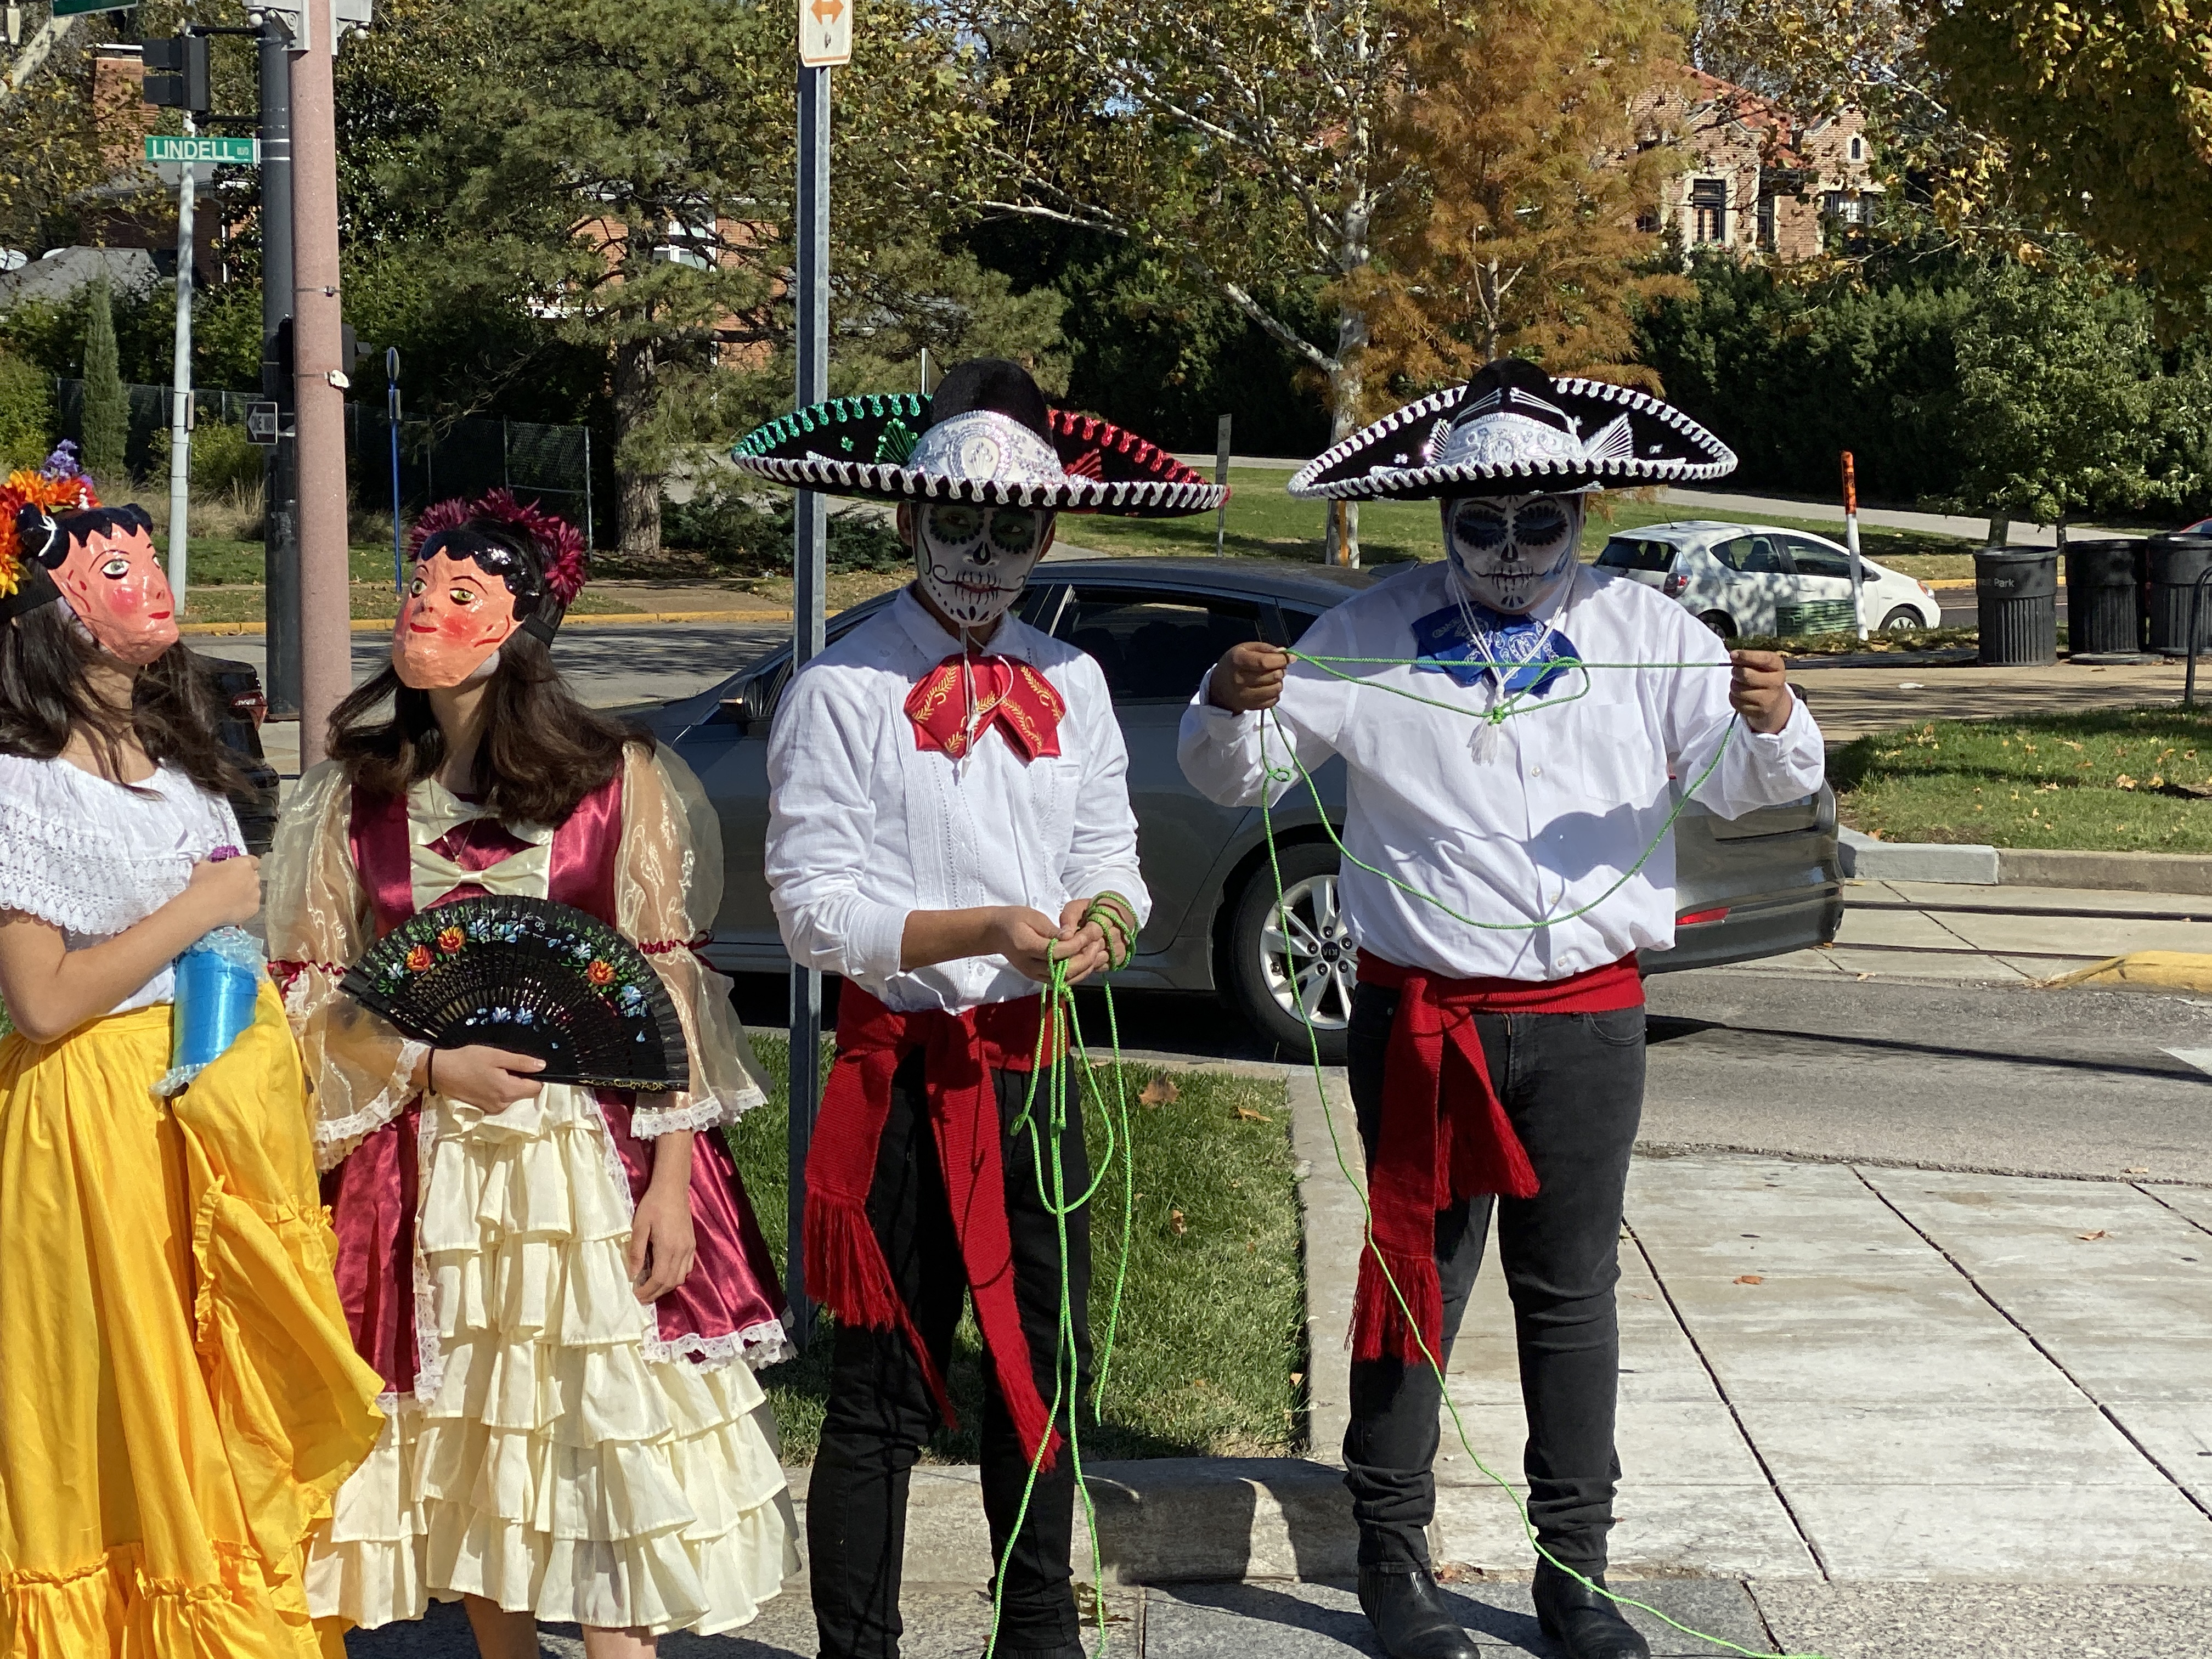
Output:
(78, 268), (127, 485)
(0, 348), (55, 467)
(962, 0), (1687, 560)
(1922, 1), (2212, 311)
(1944, 257), (2177, 534)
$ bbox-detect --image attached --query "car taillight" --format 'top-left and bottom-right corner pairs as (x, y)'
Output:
(229, 688), (268, 727)
(1679, 906), (1729, 926)
(1662, 571), (1688, 597)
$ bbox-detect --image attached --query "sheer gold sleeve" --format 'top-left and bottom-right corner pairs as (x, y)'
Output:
(263, 759), (427, 1169)
(616, 743), (768, 1136)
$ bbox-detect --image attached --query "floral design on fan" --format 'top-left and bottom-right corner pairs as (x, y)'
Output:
(437, 926), (465, 955)
(404, 944), (433, 972)
(586, 959), (614, 987)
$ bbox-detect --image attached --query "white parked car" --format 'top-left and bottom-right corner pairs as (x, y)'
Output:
(1593, 520), (1943, 639)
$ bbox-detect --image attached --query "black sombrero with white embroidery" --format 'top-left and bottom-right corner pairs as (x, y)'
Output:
(1289, 359), (1736, 503)
(729, 358), (1227, 517)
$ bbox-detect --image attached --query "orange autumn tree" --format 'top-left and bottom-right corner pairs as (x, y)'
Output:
(1359, 0), (1693, 402)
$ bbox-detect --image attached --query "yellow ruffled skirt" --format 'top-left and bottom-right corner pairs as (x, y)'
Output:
(307, 1081), (798, 1635)
(0, 989), (385, 1658)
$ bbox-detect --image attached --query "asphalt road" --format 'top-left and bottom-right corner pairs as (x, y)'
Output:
(762, 966), (2212, 1187)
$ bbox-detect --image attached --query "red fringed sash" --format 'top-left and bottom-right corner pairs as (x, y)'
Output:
(1352, 950), (1643, 1368)
(904, 653), (1065, 762)
(805, 983), (1068, 1468)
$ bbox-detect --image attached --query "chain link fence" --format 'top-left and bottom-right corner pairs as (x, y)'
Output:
(55, 379), (594, 543)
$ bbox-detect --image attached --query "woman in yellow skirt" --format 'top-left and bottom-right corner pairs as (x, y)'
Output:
(0, 464), (383, 1657)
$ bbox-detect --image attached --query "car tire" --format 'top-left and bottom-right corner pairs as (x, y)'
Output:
(1698, 610), (1736, 640)
(1879, 606), (1923, 634)
(1224, 840), (1354, 1064)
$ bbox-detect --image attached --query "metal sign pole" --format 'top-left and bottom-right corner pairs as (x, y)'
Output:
(386, 346), (402, 589)
(1213, 411), (1230, 557)
(256, 5), (300, 716)
(165, 109), (196, 605)
(786, 53), (831, 1350)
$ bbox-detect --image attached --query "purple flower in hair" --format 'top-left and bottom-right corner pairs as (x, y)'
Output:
(40, 441), (83, 483)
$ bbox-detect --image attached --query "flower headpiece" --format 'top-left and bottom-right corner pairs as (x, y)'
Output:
(404, 487), (588, 641)
(0, 444), (101, 617)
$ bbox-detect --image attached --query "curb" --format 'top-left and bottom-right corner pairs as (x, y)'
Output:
(2040, 951), (2212, 994)
(1841, 831), (2212, 896)
(1838, 828), (1999, 884)
(177, 608), (793, 636)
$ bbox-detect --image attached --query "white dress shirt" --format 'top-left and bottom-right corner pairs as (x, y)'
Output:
(766, 588), (1152, 1014)
(1177, 560), (1826, 983)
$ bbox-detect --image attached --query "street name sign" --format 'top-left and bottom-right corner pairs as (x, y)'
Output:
(53, 0), (136, 15)
(144, 134), (260, 166)
(798, 0), (850, 67)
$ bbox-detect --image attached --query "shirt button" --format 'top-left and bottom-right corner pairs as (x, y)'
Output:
(1530, 766), (1543, 777)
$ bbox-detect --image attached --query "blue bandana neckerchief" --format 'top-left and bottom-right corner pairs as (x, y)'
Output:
(1410, 599), (1578, 697)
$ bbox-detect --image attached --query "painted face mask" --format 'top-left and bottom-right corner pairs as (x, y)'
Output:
(392, 549), (523, 689)
(1441, 491), (1585, 616)
(912, 501), (1050, 633)
(52, 514), (179, 665)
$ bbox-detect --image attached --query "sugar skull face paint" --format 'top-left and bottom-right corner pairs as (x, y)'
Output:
(392, 550), (522, 689)
(53, 515), (178, 665)
(909, 501), (1052, 633)
(1441, 490), (1585, 616)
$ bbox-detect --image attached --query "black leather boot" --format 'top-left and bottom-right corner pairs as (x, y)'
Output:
(1357, 1564), (1479, 1659)
(1532, 1561), (1651, 1659)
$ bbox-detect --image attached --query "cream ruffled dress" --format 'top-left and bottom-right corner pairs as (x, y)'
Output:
(263, 743), (798, 1636)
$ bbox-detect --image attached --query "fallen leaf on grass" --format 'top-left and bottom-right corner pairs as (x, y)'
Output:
(1734, 1274), (1764, 1285)
(2116, 775), (2139, 790)
(1169, 1208), (1188, 1235)
(1139, 1076), (1180, 1108)
(2078, 1230), (2109, 1241)
(1233, 1104), (1274, 1124)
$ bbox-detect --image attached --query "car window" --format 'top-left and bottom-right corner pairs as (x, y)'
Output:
(1713, 534), (1788, 575)
(1595, 537), (1677, 572)
(1781, 536), (1853, 579)
(1052, 589), (1266, 702)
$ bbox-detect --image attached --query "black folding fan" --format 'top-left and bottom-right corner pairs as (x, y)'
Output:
(342, 895), (686, 1091)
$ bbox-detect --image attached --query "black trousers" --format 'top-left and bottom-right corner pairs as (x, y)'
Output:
(808, 1049), (1093, 1659)
(1342, 980), (1646, 1575)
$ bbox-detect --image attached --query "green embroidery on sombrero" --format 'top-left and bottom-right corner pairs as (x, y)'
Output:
(876, 417), (919, 465)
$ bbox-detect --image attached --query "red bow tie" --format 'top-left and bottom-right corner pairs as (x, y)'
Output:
(905, 653), (1065, 762)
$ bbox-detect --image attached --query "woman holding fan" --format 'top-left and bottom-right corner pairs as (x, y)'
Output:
(0, 453), (382, 1657)
(263, 491), (796, 1656)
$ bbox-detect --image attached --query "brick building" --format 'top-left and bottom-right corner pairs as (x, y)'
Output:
(1635, 69), (1880, 262)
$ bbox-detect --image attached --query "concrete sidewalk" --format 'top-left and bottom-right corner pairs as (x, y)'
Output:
(1767, 878), (2212, 983)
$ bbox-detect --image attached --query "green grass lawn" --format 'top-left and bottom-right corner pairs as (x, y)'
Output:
(729, 1032), (1306, 1463)
(1063, 468), (1973, 578)
(1832, 706), (2212, 851)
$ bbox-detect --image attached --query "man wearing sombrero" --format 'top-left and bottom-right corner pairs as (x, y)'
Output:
(1181, 359), (1825, 1659)
(734, 359), (1225, 1659)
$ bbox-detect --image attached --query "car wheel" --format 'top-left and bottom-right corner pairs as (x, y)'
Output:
(1225, 841), (1354, 1064)
(1698, 611), (1736, 640)
(1880, 606), (1922, 634)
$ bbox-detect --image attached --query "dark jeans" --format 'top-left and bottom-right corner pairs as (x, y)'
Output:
(1342, 980), (1646, 1575)
(808, 1049), (1093, 1659)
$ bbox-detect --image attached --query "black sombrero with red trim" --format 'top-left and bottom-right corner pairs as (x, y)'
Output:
(729, 358), (1227, 517)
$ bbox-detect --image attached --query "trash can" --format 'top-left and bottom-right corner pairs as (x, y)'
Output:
(1974, 546), (2058, 665)
(2147, 535), (2212, 657)
(2063, 539), (2147, 656)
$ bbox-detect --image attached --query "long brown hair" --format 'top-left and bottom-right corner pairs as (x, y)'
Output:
(329, 630), (644, 825)
(0, 601), (247, 797)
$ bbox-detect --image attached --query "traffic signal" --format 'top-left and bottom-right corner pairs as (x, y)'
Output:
(141, 35), (211, 115)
